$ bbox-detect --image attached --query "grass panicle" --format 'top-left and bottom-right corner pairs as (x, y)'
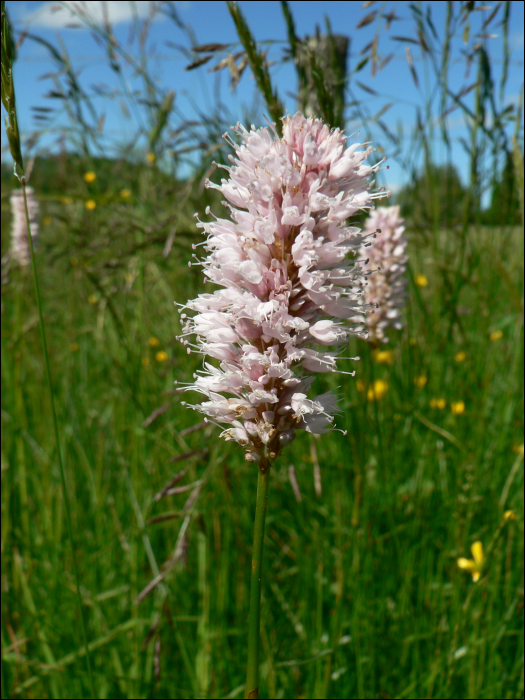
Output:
(226, 1), (285, 134)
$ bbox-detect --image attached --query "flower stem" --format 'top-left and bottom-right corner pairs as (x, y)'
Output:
(244, 459), (272, 699)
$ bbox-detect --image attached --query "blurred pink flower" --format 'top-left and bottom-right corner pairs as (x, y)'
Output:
(360, 205), (407, 344)
(10, 187), (39, 266)
(177, 113), (386, 463)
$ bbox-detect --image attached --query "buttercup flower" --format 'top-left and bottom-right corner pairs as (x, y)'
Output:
(455, 351), (467, 363)
(430, 398), (446, 409)
(177, 113), (386, 462)
(415, 274), (428, 287)
(490, 330), (503, 341)
(156, 351), (168, 362)
(451, 400), (465, 415)
(10, 187), (39, 266)
(457, 541), (484, 582)
(356, 379), (366, 393)
(374, 349), (394, 365)
(359, 205), (407, 345)
(367, 379), (388, 402)
(83, 171), (96, 183)
(356, 378), (388, 401)
(414, 375), (427, 388)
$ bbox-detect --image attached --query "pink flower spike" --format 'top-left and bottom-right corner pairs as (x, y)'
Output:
(359, 205), (408, 345)
(177, 113), (386, 463)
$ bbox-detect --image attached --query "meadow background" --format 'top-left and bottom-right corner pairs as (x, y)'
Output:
(1, 1), (524, 698)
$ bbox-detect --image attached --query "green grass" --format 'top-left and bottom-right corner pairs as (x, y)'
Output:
(1, 183), (523, 699)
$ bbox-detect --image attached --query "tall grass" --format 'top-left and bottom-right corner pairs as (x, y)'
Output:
(1, 1), (524, 698)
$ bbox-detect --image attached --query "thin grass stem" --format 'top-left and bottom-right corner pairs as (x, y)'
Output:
(14, 270), (30, 539)
(21, 180), (96, 699)
(244, 459), (272, 699)
(2, 2), (95, 693)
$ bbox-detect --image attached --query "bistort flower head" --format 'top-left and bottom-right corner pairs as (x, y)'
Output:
(360, 205), (407, 345)
(177, 112), (386, 463)
(10, 187), (39, 266)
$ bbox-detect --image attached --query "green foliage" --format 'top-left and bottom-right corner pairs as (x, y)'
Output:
(512, 135), (525, 226)
(1, 165), (523, 697)
(397, 164), (468, 229)
(1, 2), (524, 699)
(2, 155), (166, 197)
(485, 150), (523, 226)
(1, 154), (206, 286)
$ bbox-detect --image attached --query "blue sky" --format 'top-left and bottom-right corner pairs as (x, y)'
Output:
(2, 1), (524, 197)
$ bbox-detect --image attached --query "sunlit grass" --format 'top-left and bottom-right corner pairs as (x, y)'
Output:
(2, 0), (523, 693)
(1, 179), (523, 697)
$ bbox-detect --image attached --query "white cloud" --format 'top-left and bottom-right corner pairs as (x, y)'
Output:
(18, 1), (180, 29)
(511, 30), (524, 50)
(387, 182), (401, 195)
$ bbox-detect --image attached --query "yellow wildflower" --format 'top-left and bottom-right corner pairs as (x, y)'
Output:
(43, 216), (52, 226)
(457, 541), (484, 582)
(88, 294), (98, 304)
(146, 152), (156, 163)
(430, 398), (446, 410)
(156, 350), (168, 363)
(451, 401), (465, 415)
(70, 342), (80, 353)
(513, 443), (524, 456)
(490, 330), (503, 341)
(503, 510), (516, 522)
(455, 351), (467, 363)
(374, 349), (394, 365)
(149, 337), (160, 347)
(367, 379), (388, 402)
(61, 196), (72, 205)
(85, 199), (96, 210)
(414, 375), (427, 388)
(356, 379), (366, 393)
(83, 171), (96, 183)
(415, 274), (428, 287)
(142, 357), (150, 367)
(120, 188), (131, 198)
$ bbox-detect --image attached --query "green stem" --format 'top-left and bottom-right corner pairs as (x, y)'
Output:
(21, 181), (96, 699)
(244, 459), (272, 700)
(14, 270), (30, 539)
